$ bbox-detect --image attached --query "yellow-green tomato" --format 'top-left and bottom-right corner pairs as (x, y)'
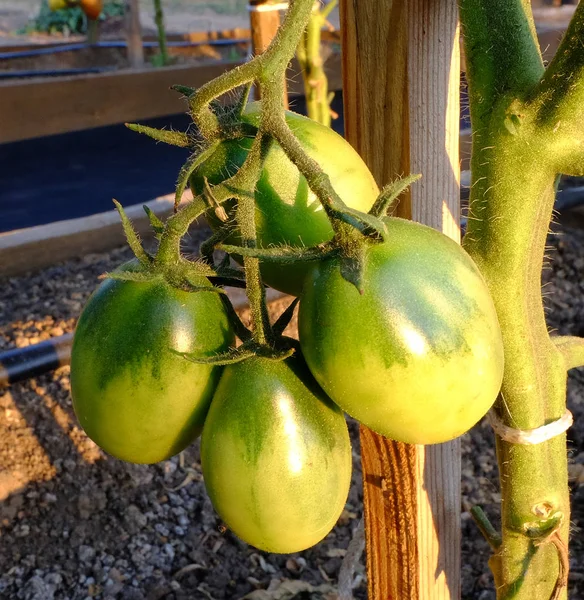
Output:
(201, 354), (352, 553)
(49, 0), (69, 10)
(190, 102), (379, 296)
(299, 217), (505, 445)
(71, 267), (234, 464)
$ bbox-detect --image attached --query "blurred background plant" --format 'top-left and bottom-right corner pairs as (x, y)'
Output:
(18, 0), (125, 36)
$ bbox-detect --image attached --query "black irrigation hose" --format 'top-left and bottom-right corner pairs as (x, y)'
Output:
(0, 67), (114, 79)
(0, 334), (73, 387)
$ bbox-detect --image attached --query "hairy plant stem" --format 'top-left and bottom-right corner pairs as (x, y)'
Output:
(296, 0), (337, 126)
(156, 0), (371, 346)
(153, 0), (169, 66)
(233, 135), (273, 346)
(460, 0), (584, 598)
(189, 0), (316, 139)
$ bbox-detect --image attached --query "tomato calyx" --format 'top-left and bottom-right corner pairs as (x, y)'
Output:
(178, 339), (295, 367)
(177, 298), (300, 367)
(111, 200), (231, 296)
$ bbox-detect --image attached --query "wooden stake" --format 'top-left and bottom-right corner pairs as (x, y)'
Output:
(340, 1), (461, 598)
(125, 0), (144, 68)
(249, 0), (288, 107)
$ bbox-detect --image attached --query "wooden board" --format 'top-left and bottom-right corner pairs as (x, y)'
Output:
(0, 54), (342, 145)
(340, 0), (461, 597)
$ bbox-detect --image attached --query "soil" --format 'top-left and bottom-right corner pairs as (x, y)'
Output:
(1, 218), (584, 599)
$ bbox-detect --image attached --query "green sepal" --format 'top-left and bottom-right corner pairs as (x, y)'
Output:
(179, 281), (226, 295)
(175, 143), (221, 211)
(125, 123), (191, 148)
(330, 206), (388, 241)
(143, 205), (165, 239)
(273, 298), (299, 337)
(219, 243), (332, 263)
(113, 200), (152, 266)
(176, 337), (295, 367)
(369, 173), (422, 217)
(101, 269), (159, 284)
(171, 84), (196, 98)
(177, 345), (256, 366)
(175, 259), (217, 281)
(339, 250), (366, 294)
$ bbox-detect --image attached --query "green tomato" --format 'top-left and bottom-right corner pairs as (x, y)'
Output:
(298, 217), (504, 445)
(201, 354), (352, 553)
(190, 103), (379, 296)
(71, 266), (234, 464)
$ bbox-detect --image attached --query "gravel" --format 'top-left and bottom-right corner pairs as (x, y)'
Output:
(1, 221), (583, 599)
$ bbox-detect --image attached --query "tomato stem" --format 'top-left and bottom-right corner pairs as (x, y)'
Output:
(233, 134), (274, 346)
(460, 0), (584, 597)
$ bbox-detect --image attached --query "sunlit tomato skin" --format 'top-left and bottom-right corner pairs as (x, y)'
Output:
(70, 269), (234, 464)
(80, 0), (102, 19)
(190, 103), (379, 296)
(298, 217), (505, 445)
(201, 354), (352, 553)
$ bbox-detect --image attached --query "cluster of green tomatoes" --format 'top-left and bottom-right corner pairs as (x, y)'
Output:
(70, 105), (504, 554)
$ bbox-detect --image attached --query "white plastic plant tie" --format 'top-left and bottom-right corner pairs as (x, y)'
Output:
(247, 2), (289, 12)
(487, 409), (573, 445)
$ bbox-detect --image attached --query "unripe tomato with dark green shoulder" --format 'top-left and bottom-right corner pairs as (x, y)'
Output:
(190, 103), (379, 296)
(298, 217), (505, 445)
(70, 265), (234, 464)
(201, 354), (352, 553)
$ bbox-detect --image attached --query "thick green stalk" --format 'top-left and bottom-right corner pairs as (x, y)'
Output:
(529, 2), (584, 177)
(296, 0), (336, 126)
(459, 0), (584, 598)
(153, 0), (169, 66)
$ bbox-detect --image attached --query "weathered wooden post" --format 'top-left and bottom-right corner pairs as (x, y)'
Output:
(248, 0), (288, 106)
(340, 0), (461, 597)
(125, 0), (144, 68)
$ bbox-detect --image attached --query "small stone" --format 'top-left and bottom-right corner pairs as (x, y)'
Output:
(125, 505), (147, 532)
(23, 575), (55, 600)
(79, 545), (96, 564)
